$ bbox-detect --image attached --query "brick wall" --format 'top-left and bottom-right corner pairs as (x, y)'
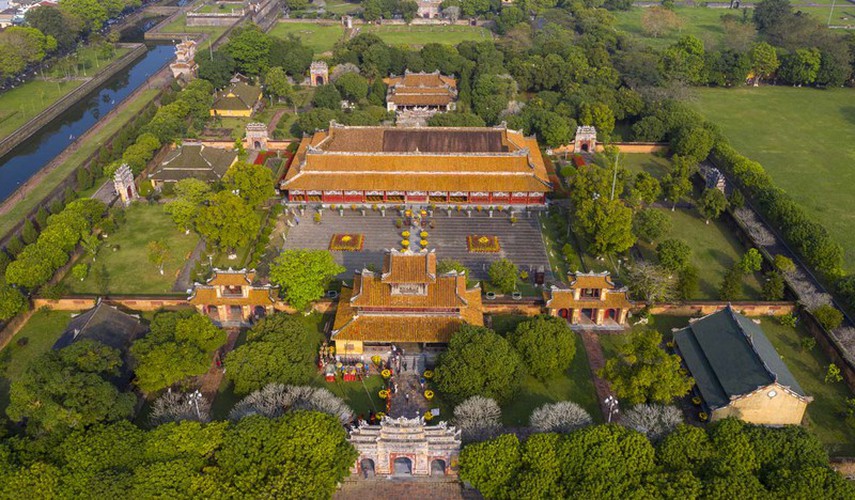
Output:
(33, 297), (190, 311)
(649, 302), (796, 317)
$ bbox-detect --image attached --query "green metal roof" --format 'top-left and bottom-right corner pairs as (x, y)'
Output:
(673, 306), (806, 410)
(212, 81), (262, 111)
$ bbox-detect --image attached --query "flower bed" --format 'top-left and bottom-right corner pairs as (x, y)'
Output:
(467, 235), (501, 253)
(329, 233), (364, 251)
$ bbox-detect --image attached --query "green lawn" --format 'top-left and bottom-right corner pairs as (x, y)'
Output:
(63, 203), (199, 295)
(757, 316), (855, 456)
(269, 22), (346, 54)
(361, 25), (491, 47)
(620, 153), (671, 179)
(158, 15), (231, 50)
(637, 207), (763, 300)
(0, 310), (75, 416)
(323, 0), (362, 15)
(693, 86), (855, 272)
(0, 46), (131, 142)
(503, 333), (601, 425)
(0, 88), (161, 240)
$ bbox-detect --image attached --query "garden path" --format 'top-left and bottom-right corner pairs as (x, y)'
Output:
(580, 331), (621, 423)
(389, 372), (429, 420)
(199, 328), (241, 399)
(172, 239), (207, 292)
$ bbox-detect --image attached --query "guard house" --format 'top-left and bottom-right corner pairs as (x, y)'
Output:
(416, 0), (442, 18)
(310, 61), (328, 86)
(169, 39), (198, 80)
(148, 141), (238, 189)
(573, 125), (597, 153)
(281, 123), (552, 206)
(331, 249), (483, 355)
(349, 416), (461, 478)
(384, 71), (457, 114)
(674, 306), (812, 425)
(188, 268), (278, 325)
(544, 272), (632, 327)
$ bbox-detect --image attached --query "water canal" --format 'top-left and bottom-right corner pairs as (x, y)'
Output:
(0, 39), (174, 202)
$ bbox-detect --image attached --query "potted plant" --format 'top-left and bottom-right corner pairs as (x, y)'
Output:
(402, 230), (410, 238)
(420, 239), (428, 247)
(313, 213), (322, 224)
(381, 369), (391, 379)
(420, 231), (428, 238)
(379, 389), (390, 399)
(424, 411), (434, 421)
(692, 396), (702, 406)
(424, 389), (435, 400)
(401, 240), (410, 248)
(423, 370), (434, 379)
(699, 411), (709, 422)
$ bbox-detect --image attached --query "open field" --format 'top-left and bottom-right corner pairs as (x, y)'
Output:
(63, 203), (199, 295)
(0, 46), (131, 142)
(0, 310), (74, 415)
(269, 22), (345, 54)
(159, 16), (231, 50)
(360, 25), (491, 46)
(692, 86), (855, 272)
(0, 88), (160, 239)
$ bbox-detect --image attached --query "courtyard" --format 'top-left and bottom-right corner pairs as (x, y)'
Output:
(281, 211), (552, 282)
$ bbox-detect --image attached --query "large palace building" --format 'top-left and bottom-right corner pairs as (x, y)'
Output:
(280, 123), (552, 206)
(331, 249), (483, 355)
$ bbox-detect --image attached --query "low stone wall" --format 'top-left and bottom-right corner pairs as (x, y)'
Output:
(187, 14), (244, 26)
(649, 301), (796, 317)
(0, 307), (36, 352)
(33, 296), (190, 311)
(0, 44), (148, 160)
(483, 301), (543, 316)
(802, 311), (855, 394)
(550, 142), (668, 156)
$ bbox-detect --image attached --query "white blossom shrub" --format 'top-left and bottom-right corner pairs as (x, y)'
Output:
(529, 401), (593, 434)
(229, 384), (353, 424)
(621, 404), (683, 441)
(330, 63), (360, 82)
(734, 208), (776, 247)
(150, 391), (211, 425)
(452, 396), (502, 443)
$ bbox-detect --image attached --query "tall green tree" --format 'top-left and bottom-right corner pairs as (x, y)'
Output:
(269, 250), (345, 311)
(434, 325), (524, 404)
(599, 328), (694, 404)
(0, 285), (27, 321)
(698, 188), (728, 223)
(222, 162), (274, 207)
(194, 192), (260, 253)
(488, 258), (518, 294)
(510, 315), (576, 380)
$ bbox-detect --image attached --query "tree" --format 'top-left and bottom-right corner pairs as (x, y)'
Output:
(641, 6), (682, 38)
(269, 250), (345, 311)
(195, 192), (260, 253)
(222, 25), (272, 76)
(334, 72), (369, 102)
(762, 271), (785, 300)
(59, 0), (108, 31)
(150, 391), (212, 425)
(672, 126), (715, 164)
(633, 209), (671, 244)
(224, 313), (320, 394)
(510, 315), (576, 380)
(811, 304), (843, 331)
(264, 66), (293, 104)
(825, 363), (842, 384)
(657, 239), (692, 272)
(0, 285), (26, 321)
(21, 219), (38, 245)
(629, 172), (661, 207)
(223, 161), (274, 207)
(198, 51), (236, 89)
(625, 262), (676, 303)
(529, 401), (593, 433)
(584, 199), (636, 257)
(312, 84), (343, 110)
(738, 248), (763, 274)
(229, 384), (353, 424)
(749, 42), (780, 84)
(579, 102), (616, 138)
(488, 258), (518, 294)
(452, 396), (502, 443)
(434, 325), (524, 404)
(7, 340), (136, 432)
(164, 200), (198, 232)
(719, 266), (744, 301)
(661, 35), (707, 85)
(427, 112), (486, 127)
(663, 170), (691, 210)
(130, 311), (226, 393)
(622, 404), (682, 441)
(599, 328), (694, 405)
(25, 5), (79, 51)
(774, 254), (795, 273)
(146, 240), (169, 275)
(698, 188), (728, 223)
(72, 262), (89, 281)
(677, 265), (699, 301)
(779, 48), (821, 86)
(753, 0), (792, 33)
(459, 434), (521, 500)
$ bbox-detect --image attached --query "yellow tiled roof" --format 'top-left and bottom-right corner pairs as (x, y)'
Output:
(544, 289), (632, 311)
(188, 287), (277, 306)
(207, 269), (256, 286)
(381, 250), (436, 283)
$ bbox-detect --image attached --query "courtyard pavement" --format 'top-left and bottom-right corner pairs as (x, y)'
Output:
(281, 211), (552, 281)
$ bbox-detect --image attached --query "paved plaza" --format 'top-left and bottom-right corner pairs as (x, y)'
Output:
(281, 211), (553, 281)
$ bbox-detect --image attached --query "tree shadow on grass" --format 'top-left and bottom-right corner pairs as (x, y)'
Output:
(840, 106), (855, 127)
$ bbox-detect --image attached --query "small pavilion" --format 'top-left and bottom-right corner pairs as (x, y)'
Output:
(544, 271), (632, 328)
(188, 268), (278, 325)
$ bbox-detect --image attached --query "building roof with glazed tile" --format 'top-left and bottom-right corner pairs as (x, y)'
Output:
(281, 124), (551, 194)
(150, 143), (237, 183)
(381, 249), (436, 283)
(544, 272), (632, 311)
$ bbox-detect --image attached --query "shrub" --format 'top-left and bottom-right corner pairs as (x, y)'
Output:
(452, 396), (502, 443)
(811, 304), (843, 331)
(529, 401), (593, 434)
(622, 404), (683, 442)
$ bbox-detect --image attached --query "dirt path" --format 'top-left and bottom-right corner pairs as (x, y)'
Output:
(267, 108), (287, 134)
(172, 239), (207, 292)
(199, 328), (241, 399)
(580, 331), (620, 423)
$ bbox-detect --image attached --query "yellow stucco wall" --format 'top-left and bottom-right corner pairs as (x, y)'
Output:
(335, 339), (364, 355)
(209, 109), (252, 117)
(711, 383), (808, 426)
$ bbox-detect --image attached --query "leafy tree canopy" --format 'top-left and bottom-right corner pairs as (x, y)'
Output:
(269, 250), (345, 311)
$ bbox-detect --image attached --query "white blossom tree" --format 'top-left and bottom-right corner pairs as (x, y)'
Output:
(452, 396), (502, 443)
(529, 401), (593, 434)
(150, 390), (211, 425)
(229, 384), (353, 424)
(621, 404), (682, 441)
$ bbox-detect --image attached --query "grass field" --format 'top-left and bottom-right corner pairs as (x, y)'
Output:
(0, 310), (74, 415)
(692, 86), (855, 272)
(758, 316), (855, 456)
(269, 22), (346, 54)
(0, 88), (160, 239)
(361, 25), (491, 47)
(159, 15), (231, 50)
(0, 46), (131, 142)
(63, 203), (199, 295)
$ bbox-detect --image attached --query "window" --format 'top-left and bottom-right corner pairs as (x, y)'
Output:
(581, 288), (600, 299)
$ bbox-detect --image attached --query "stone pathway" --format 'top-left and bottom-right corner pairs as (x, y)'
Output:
(199, 328), (241, 399)
(335, 480), (481, 499)
(267, 108), (287, 134)
(580, 331), (620, 423)
(389, 373), (430, 419)
(172, 239), (206, 292)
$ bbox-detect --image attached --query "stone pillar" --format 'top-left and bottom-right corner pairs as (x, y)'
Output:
(217, 305), (228, 321)
(618, 308), (629, 325)
(571, 309), (580, 324)
(595, 309), (605, 325)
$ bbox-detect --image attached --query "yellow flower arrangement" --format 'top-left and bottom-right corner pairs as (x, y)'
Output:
(401, 240), (410, 247)
(381, 369), (391, 379)
(424, 411), (434, 421)
(341, 235), (352, 242)
(699, 411), (709, 422)
(424, 390), (435, 400)
(420, 239), (428, 247)
(402, 231), (410, 237)
(420, 231), (428, 238)
(423, 370), (434, 379)
(376, 412), (386, 420)
(379, 390), (390, 399)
